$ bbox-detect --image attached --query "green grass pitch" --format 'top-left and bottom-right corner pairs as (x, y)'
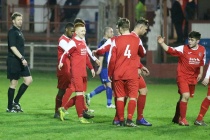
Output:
(0, 70), (209, 140)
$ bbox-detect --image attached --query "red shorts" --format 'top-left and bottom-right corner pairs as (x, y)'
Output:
(177, 77), (195, 97)
(57, 59), (71, 89)
(57, 58), (70, 76)
(113, 79), (138, 98)
(138, 76), (146, 89)
(71, 76), (87, 92)
(57, 74), (70, 90)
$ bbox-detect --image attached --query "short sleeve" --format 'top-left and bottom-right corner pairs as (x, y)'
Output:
(8, 30), (17, 48)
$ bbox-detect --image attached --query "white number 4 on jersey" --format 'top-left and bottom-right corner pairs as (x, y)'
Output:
(124, 45), (131, 58)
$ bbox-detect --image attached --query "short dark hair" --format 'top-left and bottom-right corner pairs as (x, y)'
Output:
(188, 31), (201, 40)
(65, 22), (74, 29)
(135, 17), (149, 27)
(11, 12), (22, 20)
(117, 17), (130, 29)
(116, 17), (122, 26)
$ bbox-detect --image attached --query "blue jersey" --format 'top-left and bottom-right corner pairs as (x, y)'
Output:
(98, 38), (110, 83)
(98, 38), (109, 68)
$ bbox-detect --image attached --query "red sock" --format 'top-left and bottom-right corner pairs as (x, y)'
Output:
(55, 95), (63, 113)
(127, 100), (136, 120)
(116, 100), (125, 121)
(179, 101), (187, 119)
(64, 96), (76, 110)
(75, 95), (84, 117)
(137, 95), (146, 120)
(196, 97), (210, 121)
(62, 87), (73, 107)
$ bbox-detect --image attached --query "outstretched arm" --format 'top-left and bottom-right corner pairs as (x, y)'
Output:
(157, 36), (169, 51)
(96, 38), (112, 55)
(86, 46), (100, 66)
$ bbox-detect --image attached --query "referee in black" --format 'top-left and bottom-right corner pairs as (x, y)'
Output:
(6, 12), (33, 112)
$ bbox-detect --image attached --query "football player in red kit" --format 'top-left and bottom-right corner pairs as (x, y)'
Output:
(59, 22), (95, 123)
(108, 18), (146, 127)
(54, 22), (75, 118)
(130, 18), (152, 126)
(157, 31), (206, 126)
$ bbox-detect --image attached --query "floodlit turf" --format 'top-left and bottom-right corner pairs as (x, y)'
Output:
(0, 70), (209, 140)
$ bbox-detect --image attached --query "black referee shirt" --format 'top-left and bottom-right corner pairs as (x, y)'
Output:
(7, 26), (25, 58)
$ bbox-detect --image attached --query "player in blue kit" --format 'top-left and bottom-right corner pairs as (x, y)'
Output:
(85, 27), (115, 108)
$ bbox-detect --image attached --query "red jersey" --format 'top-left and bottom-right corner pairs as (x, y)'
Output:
(57, 35), (75, 76)
(71, 37), (93, 77)
(73, 33), (98, 61)
(167, 45), (206, 84)
(108, 34), (146, 80)
(130, 31), (146, 69)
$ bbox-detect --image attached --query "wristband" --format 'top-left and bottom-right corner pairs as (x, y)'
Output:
(20, 56), (25, 61)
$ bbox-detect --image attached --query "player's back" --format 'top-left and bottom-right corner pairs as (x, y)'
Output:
(113, 34), (141, 80)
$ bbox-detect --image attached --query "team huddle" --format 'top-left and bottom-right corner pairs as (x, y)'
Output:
(6, 12), (210, 127)
(54, 17), (152, 126)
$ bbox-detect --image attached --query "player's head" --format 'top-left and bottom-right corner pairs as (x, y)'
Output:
(74, 18), (86, 25)
(64, 22), (75, 38)
(134, 17), (149, 36)
(11, 12), (23, 28)
(104, 27), (114, 39)
(74, 22), (86, 39)
(117, 17), (130, 34)
(188, 31), (201, 48)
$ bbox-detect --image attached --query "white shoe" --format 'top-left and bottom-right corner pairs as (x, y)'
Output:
(107, 104), (115, 108)
(87, 109), (94, 113)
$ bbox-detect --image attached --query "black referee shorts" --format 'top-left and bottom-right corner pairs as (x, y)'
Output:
(7, 57), (31, 80)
